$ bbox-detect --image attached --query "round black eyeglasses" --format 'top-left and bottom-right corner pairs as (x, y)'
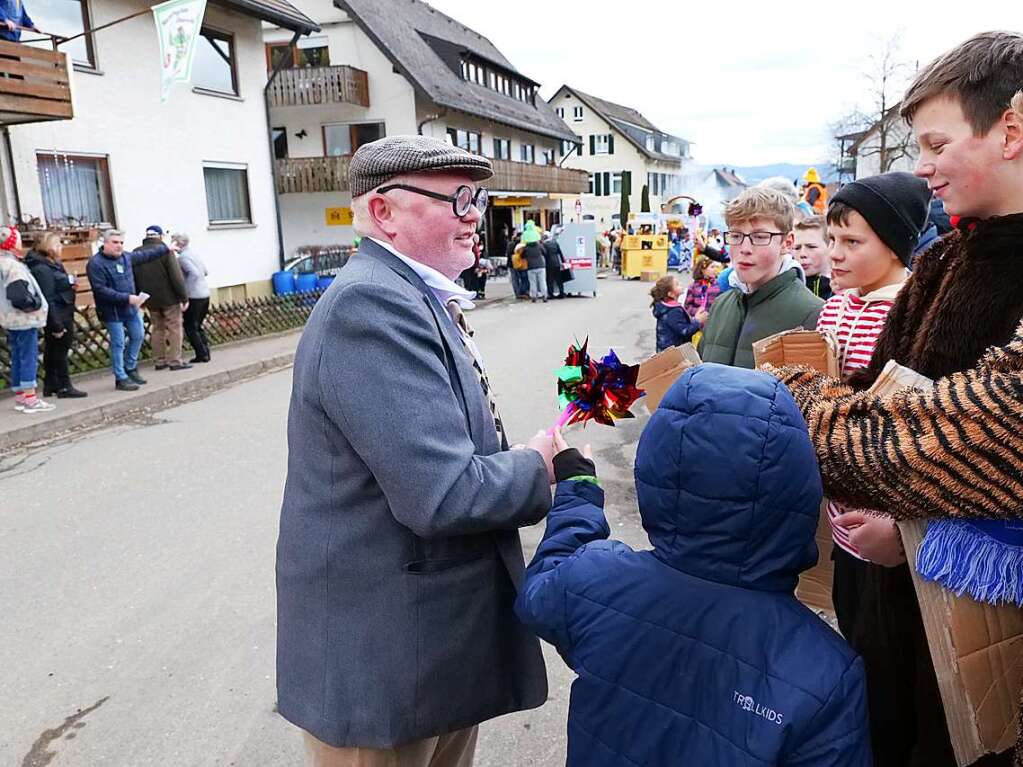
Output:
(376, 183), (488, 217)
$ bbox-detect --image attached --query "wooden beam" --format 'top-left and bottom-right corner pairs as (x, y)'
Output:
(0, 93), (73, 118)
(0, 77), (71, 101)
(0, 56), (69, 82)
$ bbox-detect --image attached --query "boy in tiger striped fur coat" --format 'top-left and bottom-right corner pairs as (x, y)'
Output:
(771, 31), (1023, 767)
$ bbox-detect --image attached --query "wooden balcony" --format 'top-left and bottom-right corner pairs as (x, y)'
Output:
(275, 155), (590, 197)
(268, 65), (370, 109)
(276, 156), (350, 194)
(0, 39), (73, 125)
(489, 158), (588, 195)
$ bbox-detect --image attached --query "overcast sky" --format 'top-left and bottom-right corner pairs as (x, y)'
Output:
(424, 1), (1012, 167)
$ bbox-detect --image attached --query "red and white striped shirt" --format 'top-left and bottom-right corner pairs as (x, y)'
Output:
(816, 281), (905, 558)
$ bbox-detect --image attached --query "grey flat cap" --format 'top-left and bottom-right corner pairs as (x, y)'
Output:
(349, 135), (494, 198)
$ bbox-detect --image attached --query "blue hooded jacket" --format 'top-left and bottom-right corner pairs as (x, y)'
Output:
(652, 300), (701, 353)
(516, 364), (870, 766)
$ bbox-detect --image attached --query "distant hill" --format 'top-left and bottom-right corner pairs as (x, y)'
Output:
(726, 163), (839, 185)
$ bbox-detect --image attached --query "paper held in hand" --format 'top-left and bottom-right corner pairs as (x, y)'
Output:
(636, 344), (701, 412)
(871, 360), (1023, 765)
(752, 329), (840, 376)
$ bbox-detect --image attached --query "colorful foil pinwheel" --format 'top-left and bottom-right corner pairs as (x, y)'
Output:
(553, 339), (644, 428)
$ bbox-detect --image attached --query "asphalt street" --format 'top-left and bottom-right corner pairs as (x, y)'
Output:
(1, 277), (660, 767)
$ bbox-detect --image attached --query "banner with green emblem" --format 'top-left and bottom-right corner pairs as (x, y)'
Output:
(152, 0), (208, 102)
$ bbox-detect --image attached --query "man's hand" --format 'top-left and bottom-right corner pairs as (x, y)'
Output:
(5, 20), (17, 31)
(128, 294), (145, 307)
(832, 510), (906, 567)
(525, 429), (557, 485)
(696, 309), (709, 325)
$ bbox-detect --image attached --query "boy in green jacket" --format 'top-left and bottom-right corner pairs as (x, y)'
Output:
(699, 186), (824, 368)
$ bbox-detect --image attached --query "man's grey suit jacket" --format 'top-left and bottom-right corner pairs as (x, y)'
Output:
(276, 239), (551, 748)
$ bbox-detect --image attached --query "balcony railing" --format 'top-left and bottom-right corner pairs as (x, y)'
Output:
(268, 65), (370, 109)
(489, 158), (588, 195)
(275, 155), (590, 197)
(0, 39), (73, 125)
(276, 156), (350, 194)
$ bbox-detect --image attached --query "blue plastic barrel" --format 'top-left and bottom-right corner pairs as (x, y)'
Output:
(316, 275), (335, 291)
(272, 270), (296, 295)
(296, 272), (318, 293)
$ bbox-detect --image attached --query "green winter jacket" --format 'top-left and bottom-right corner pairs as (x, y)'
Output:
(698, 268), (824, 369)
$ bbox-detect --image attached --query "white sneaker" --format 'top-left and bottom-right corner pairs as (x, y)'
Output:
(20, 398), (55, 413)
(13, 400), (25, 411)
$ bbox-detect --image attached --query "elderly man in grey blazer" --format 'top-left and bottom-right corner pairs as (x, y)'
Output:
(277, 135), (556, 767)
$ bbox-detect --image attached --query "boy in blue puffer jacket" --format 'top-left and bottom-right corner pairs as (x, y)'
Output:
(516, 364), (870, 766)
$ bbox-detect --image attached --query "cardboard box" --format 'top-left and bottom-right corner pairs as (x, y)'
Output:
(796, 501), (835, 613)
(752, 329), (840, 377)
(872, 360), (1023, 764)
(636, 344), (701, 412)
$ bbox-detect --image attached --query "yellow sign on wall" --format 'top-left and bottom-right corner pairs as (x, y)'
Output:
(325, 207), (354, 226)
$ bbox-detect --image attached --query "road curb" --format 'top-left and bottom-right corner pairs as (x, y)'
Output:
(1, 351), (296, 452)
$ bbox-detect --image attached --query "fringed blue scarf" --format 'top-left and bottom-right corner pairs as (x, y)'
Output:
(916, 519), (1023, 606)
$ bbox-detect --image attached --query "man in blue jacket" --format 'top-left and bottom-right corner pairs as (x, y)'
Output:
(86, 229), (174, 391)
(0, 0), (37, 41)
(516, 364), (871, 766)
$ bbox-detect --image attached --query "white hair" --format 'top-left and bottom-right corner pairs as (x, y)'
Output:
(757, 176), (799, 203)
(171, 232), (190, 247)
(103, 228), (125, 239)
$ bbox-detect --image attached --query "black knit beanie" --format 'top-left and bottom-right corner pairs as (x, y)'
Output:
(829, 172), (931, 266)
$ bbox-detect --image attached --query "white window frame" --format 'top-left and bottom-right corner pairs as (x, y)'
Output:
(572, 106), (583, 122)
(203, 161), (252, 226)
(594, 134), (610, 155)
(611, 172), (622, 195)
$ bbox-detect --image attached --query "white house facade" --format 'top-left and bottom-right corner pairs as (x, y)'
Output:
(0, 0), (317, 303)
(550, 85), (692, 228)
(264, 0), (585, 262)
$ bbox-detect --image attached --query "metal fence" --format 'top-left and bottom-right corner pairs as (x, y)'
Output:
(0, 290), (323, 390)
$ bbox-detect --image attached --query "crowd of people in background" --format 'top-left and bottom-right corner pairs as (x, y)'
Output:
(0, 226), (213, 412)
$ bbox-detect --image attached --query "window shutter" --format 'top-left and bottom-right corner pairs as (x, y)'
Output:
(608, 134), (614, 154)
(595, 173), (602, 196)
(589, 135), (595, 155)
(603, 172), (610, 197)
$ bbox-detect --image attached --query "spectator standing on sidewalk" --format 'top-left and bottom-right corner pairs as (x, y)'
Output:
(542, 231), (567, 299)
(86, 229), (173, 391)
(521, 221), (547, 302)
(173, 233), (211, 363)
(25, 232), (86, 398)
(134, 225), (190, 371)
(1, 226), (53, 412)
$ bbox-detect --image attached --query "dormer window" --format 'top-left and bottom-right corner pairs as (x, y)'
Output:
(458, 55), (537, 103)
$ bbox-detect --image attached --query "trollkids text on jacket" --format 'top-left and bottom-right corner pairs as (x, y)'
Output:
(516, 364), (871, 766)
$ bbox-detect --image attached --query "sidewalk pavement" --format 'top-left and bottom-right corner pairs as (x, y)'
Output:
(0, 277), (519, 452)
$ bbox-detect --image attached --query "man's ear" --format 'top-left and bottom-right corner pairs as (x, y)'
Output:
(367, 195), (398, 238)
(1002, 106), (1023, 161)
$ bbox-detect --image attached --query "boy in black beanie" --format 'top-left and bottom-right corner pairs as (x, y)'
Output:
(814, 171), (930, 619)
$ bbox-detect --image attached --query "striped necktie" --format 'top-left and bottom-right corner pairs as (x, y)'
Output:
(445, 300), (507, 449)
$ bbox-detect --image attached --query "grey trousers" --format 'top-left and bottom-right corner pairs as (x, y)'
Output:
(526, 268), (547, 299)
(304, 726), (478, 767)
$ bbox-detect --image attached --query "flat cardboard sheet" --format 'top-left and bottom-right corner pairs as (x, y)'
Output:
(753, 329), (839, 376)
(636, 344), (701, 412)
(872, 360), (1023, 764)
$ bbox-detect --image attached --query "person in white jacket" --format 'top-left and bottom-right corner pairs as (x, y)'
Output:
(0, 226), (54, 413)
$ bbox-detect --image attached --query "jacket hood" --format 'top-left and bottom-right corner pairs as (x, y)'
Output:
(729, 254), (805, 294)
(849, 278), (906, 303)
(652, 301), (680, 319)
(634, 364), (822, 592)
